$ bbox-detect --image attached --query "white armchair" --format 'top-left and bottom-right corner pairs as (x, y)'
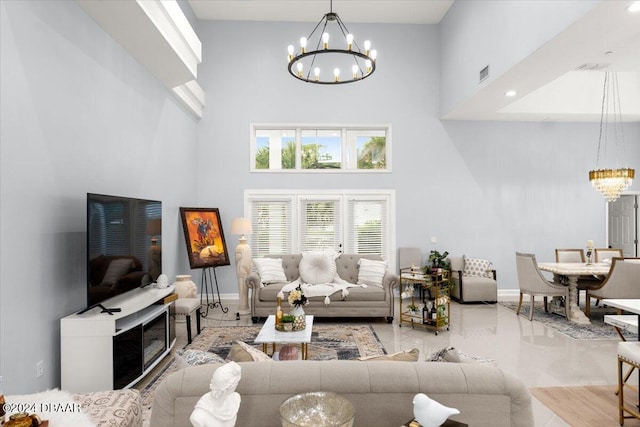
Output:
(449, 256), (497, 303)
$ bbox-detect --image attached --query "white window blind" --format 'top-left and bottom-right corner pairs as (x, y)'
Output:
(345, 196), (389, 257)
(249, 196), (293, 257)
(298, 196), (342, 252)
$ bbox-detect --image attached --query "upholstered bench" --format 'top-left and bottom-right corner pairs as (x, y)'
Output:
(174, 298), (202, 344)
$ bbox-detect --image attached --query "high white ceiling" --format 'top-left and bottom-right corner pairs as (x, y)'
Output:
(187, 0), (640, 121)
(187, 0), (455, 24)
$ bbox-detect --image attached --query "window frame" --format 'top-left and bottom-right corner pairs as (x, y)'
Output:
(250, 123), (392, 173)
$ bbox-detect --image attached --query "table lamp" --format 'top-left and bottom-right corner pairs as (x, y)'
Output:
(231, 217), (253, 316)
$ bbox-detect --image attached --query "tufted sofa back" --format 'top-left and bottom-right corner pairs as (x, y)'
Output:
(264, 253), (385, 283)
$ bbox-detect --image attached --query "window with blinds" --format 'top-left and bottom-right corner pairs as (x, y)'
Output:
(299, 196), (342, 252)
(245, 190), (395, 268)
(248, 196), (294, 257)
(345, 197), (388, 256)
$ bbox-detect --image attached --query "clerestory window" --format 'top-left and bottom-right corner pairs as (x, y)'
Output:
(251, 124), (391, 172)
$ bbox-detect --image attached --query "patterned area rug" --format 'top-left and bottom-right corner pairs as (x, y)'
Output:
(139, 324), (386, 425)
(500, 301), (637, 340)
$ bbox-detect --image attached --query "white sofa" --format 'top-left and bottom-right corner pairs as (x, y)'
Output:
(247, 254), (398, 323)
(149, 361), (534, 427)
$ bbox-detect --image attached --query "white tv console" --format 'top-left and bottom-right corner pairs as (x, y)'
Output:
(61, 285), (176, 393)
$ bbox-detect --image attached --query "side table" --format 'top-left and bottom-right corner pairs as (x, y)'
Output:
(254, 315), (314, 359)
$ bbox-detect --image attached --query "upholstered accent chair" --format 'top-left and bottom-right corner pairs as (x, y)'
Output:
(515, 252), (569, 321)
(449, 256), (497, 303)
(585, 258), (640, 318)
(554, 248), (602, 304)
(398, 247), (422, 270)
(595, 248), (624, 262)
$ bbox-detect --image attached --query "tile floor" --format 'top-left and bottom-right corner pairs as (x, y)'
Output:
(170, 297), (623, 427)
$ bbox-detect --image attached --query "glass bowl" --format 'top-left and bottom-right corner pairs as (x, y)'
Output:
(279, 391), (355, 427)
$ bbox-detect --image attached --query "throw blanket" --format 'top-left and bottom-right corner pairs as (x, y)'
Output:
(5, 389), (96, 427)
(278, 278), (367, 305)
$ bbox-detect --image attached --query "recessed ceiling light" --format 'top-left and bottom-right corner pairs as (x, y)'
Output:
(628, 1), (640, 12)
(505, 90), (517, 97)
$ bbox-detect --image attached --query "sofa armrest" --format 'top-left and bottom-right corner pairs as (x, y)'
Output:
(246, 272), (262, 290)
(382, 270), (399, 291)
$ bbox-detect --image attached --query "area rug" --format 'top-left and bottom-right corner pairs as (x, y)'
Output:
(499, 301), (637, 340)
(139, 324), (386, 426)
(531, 385), (640, 427)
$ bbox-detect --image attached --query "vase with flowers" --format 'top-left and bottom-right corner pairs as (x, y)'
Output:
(288, 284), (308, 331)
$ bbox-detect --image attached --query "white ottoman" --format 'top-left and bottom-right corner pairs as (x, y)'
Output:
(174, 298), (201, 344)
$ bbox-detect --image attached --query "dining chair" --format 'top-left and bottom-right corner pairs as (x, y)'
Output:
(555, 248), (585, 263)
(586, 258), (640, 318)
(515, 252), (569, 321)
(555, 248), (603, 305)
(595, 248), (624, 263)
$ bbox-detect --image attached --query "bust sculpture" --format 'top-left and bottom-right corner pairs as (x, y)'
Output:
(190, 362), (242, 427)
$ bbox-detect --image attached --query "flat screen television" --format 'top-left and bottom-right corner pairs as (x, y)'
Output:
(83, 193), (162, 313)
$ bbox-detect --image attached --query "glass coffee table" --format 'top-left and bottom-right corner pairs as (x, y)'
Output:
(254, 314), (314, 359)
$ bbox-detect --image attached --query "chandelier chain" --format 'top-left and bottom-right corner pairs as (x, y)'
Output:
(596, 72), (608, 167)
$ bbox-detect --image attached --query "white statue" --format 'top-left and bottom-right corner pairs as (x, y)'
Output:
(412, 393), (460, 427)
(190, 362), (242, 427)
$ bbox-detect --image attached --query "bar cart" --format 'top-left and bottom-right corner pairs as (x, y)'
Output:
(398, 267), (451, 335)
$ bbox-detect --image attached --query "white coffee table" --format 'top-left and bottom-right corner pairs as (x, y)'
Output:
(254, 314), (314, 360)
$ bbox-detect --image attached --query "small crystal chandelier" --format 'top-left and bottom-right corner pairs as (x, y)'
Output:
(287, 0), (377, 84)
(588, 72), (635, 202)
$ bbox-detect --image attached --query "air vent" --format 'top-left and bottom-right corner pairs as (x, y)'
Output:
(576, 63), (610, 71)
(479, 65), (489, 83)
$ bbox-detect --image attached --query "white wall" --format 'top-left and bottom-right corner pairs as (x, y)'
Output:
(0, 0), (198, 393)
(1, 2), (638, 395)
(195, 20), (640, 299)
(439, 0), (600, 116)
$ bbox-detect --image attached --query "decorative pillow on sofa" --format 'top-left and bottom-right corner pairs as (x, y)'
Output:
(463, 256), (493, 278)
(299, 251), (338, 284)
(426, 346), (496, 365)
(175, 349), (225, 370)
(357, 258), (387, 287)
(227, 341), (273, 362)
(352, 348), (419, 362)
(75, 389), (141, 427)
(253, 258), (288, 286)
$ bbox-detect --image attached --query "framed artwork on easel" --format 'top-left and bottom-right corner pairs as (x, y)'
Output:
(179, 207), (230, 269)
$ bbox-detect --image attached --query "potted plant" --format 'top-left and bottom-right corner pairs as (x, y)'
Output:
(428, 250), (450, 269)
(281, 315), (295, 331)
(407, 303), (419, 316)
